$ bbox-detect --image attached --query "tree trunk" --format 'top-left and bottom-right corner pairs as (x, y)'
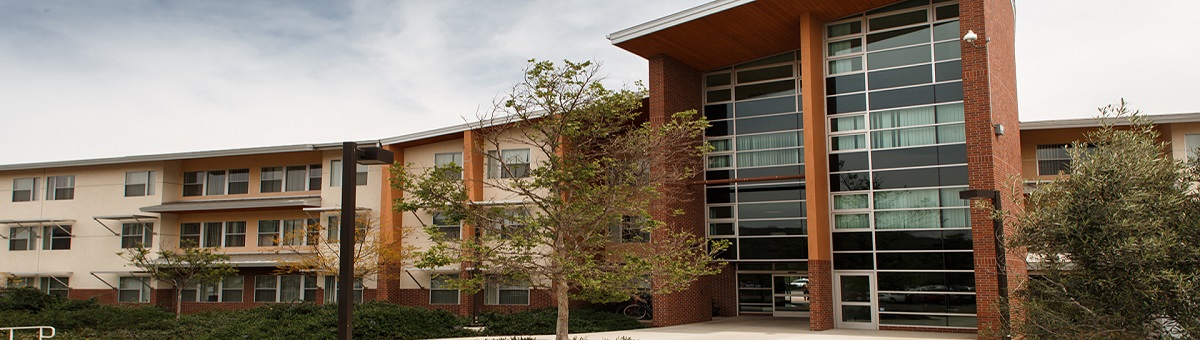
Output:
(555, 279), (570, 340)
(175, 286), (183, 319)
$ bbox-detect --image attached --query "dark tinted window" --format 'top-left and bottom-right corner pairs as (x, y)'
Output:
(834, 253), (874, 270)
(875, 230), (944, 250)
(706, 170), (733, 181)
(935, 61), (961, 82)
(870, 85), (935, 110)
(707, 120), (733, 137)
(713, 239), (737, 260)
(831, 172), (871, 191)
(827, 94), (866, 114)
(866, 26), (930, 51)
(739, 166), (803, 179)
(736, 114), (801, 134)
(739, 219), (807, 236)
(872, 146), (939, 169)
(826, 74), (865, 95)
(738, 184), (804, 202)
(869, 65), (932, 90)
(735, 80), (795, 101)
(736, 96), (796, 117)
(833, 232), (873, 251)
(741, 237), (807, 259)
(706, 187), (734, 204)
(873, 168), (939, 189)
(830, 152), (870, 172)
(934, 82), (963, 102)
(705, 104), (732, 120)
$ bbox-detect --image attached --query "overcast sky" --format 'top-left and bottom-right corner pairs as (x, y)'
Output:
(1, 0), (1197, 165)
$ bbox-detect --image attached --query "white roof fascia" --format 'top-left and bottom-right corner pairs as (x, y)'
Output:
(607, 0), (755, 45)
(1021, 112), (1200, 131)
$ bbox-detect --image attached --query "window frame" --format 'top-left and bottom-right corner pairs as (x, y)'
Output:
(486, 149), (531, 179)
(124, 171), (156, 197)
(12, 177), (36, 202)
(254, 275), (318, 303)
(330, 160), (369, 187)
(181, 221), (245, 248)
(434, 152), (465, 180)
(1036, 143), (1094, 176)
(45, 175), (75, 200)
(429, 274), (460, 305)
(41, 225), (72, 250)
(431, 213), (461, 240)
(484, 276), (530, 305)
(322, 276), (364, 304)
(118, 277), (151, 303)
(181, 275), (244, 302)
(610, 215), (650, 243)
(120, 223), (154, 248)
(8, 226), (36, 251)
(39, 277), (70, 298)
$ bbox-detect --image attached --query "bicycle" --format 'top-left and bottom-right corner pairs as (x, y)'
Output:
(621, 295), (652, 320)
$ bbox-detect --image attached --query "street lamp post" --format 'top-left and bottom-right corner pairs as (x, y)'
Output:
(958, 189), (1009, 332)
(338, 142), (393, 340)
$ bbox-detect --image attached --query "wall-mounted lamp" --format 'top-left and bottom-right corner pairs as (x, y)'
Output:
(994, 123), (1006, 136)
(963, 29), (990, 48)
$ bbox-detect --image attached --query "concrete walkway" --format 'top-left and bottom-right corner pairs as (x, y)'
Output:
(440, 316), (977, 340)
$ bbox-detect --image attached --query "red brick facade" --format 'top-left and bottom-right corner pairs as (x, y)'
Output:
(646, 53), (714, 327)
(960, 0), (1022, 337)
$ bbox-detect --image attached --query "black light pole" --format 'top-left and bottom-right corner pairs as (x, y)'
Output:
(338, 142), (393, 340)
(958, 189), (1009, 331)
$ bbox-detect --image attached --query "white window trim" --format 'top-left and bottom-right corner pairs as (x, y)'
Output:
(330, 160), (369, 187)
(45, 175), (75, 200)
(429, 274), (460, 305)
(12, 177), (37, 202)
(180, 221), (246, 248)
(118, 277), (152, 303)
(120, 222), (154, 249)
(124, 171), (156, 197)
(484, 277), (530, 305)
(181, 276), (244, 303)
(254, 275), (318, 303)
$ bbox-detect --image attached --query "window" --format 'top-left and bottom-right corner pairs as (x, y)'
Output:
(8, 227), (35, 251)
(184, 169), (249, 196)
(323, 276), (364, 303)
(12, 177), (36, 202)
(430, 274), (460, 305)
(486, 149), (530, 179)
(224, 221), (246, 247)
(261, 167), (284, 192)
(432, 213), (461, 239)
(181, 223), (201, 247)
(281, 219), (319, 246)
(1186, 134), (1200, 160)
(610, 215), (650, 243)
(45, 175), (74, 200)
(325, 215), (367, 243)
(120, 223), (153, 248)
(330, 160), (368, 186)
(5, 277), (33, 288)
(124, 171), (156, 197)
(267, 164), (322, 192)
(498, 209), (528, 239)
(118, 277), (151, 303)
(183, 171), (204, 196)
(39, 277), (69, 298)
(41, 225), (71, 250)
(258, 220), (280, 246)
(434, 152), (464, 180)
(485, 276), (530, 305)
(181, 222), (244, 247)
(254, 275), (317, 302)
(181, 276), (243, 302)
(1036, 144), (1094, 175)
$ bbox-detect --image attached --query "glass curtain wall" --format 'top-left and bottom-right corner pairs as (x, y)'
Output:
(824, 0), (977, 329)
(703, 51), (808, 263)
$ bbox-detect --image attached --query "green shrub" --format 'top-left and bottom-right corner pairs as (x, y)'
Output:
(0, 287), (63, 312)
(481, 308), (645, 335)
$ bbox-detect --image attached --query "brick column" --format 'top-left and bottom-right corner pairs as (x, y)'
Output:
(646, 54), (710, 327)
(959, 0), (1023, 337)
(799, 11), (836, 331)
(379, 144), (406, 303)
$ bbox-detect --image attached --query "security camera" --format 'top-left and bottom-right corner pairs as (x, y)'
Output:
(963, 30), (978, 43)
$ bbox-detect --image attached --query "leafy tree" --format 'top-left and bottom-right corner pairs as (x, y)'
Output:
(120, 241), (237, 318)
(392, 59), (727, 340)
(274, 213), (414, 297)
(1008, 100), (1200, 339)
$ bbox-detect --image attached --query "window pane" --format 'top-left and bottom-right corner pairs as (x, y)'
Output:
(869, 10), (927, 31)
(737, 65), (792, 84)
(828, 39), (862, 57)
(866, 26), (930, 51)
(827, 21), (862, 38)
(286, 166), (307, 191)
(735, 80), (795, 101)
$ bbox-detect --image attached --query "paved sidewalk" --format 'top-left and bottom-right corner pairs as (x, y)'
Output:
(439, 316), (977, 340)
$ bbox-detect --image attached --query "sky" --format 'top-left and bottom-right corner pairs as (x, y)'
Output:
(1, 0), (1197, 165)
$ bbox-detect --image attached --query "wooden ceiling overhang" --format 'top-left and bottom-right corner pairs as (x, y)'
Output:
(612, 0), (904, 71)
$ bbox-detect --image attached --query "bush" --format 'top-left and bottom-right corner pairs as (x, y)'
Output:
(480, 308), (645, 336)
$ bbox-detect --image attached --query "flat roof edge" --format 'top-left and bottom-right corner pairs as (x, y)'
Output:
(1021, 112), (1200, 130)
(607, 0), (755, 45)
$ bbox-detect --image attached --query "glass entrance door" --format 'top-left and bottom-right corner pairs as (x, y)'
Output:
(835, 273), (876, 329)
(772, 274), (810, 317)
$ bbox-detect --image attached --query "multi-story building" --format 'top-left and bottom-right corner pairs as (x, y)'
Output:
(3, 0), (1191, 337)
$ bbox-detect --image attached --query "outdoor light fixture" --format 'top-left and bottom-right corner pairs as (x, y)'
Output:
(994, 123), (1006, 136)
(338, 141), (394, 340)
(963, 29), (990, 48)
(958, 188), (1009, 332)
